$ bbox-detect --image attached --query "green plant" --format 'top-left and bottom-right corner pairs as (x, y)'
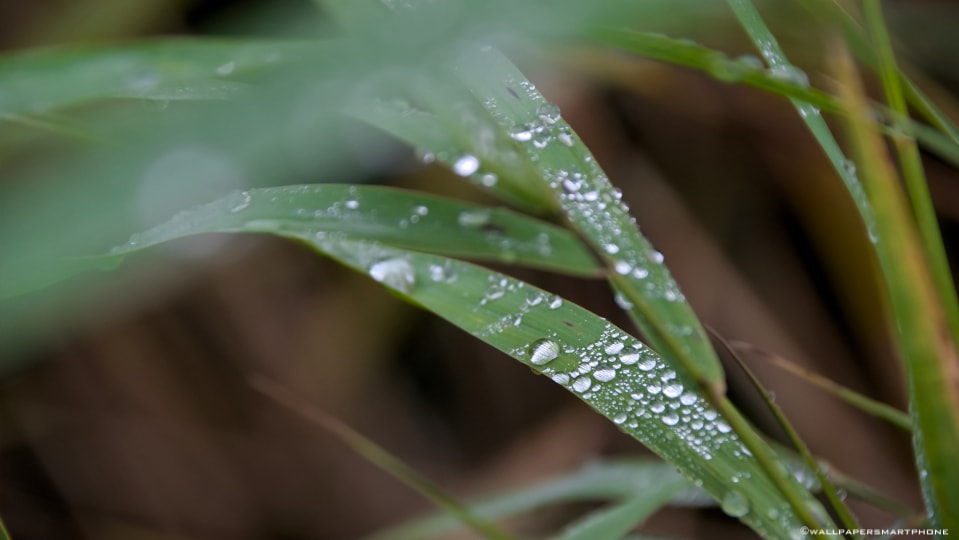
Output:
(1, 0), (957, 538)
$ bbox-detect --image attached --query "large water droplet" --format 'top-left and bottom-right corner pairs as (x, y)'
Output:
(509, 126), (534, 142)
(369, 258), (415, 292)
(663, 382), (684, 398)
(453, 154), (480, 176)
(662, 413), (679, 426)
(458, 210), (491, 227)
(720, 491), (750, 518)
(594, 368), (616, 382)
(529, 339), (560, 366)
(604, 342), (624, 355)
(229, 190), (251, 213)
(638, 358), (657, 371)
(620, 352), (640, 365)
(536, 103), (561, 124)
(572, 376), (592, 393)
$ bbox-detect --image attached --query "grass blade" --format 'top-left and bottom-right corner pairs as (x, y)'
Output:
(552, 491), (685, 540)
(0, 40), (313, 117)
(67, 194), (818, 537)
(0, 184), (598, 299)
(832, 40), (959, 530)
(729, 341), (912, 432)
(250, 375), (514, 540)
(366, 460), (694, 540)
(862, 0), (959, 359)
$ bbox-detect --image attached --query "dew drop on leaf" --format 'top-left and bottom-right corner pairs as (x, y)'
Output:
(720, 490), (750, 518)
(528, 338), (560, 366)
(453, 154), (480, 176)
(369, 258), (415, 292)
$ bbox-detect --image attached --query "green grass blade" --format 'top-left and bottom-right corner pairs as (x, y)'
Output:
(833, 42), (959, 530)
(446, 47), (834, 534)
(730, 341), (912, 432)
(366, 460), (693, 540)
(0, 40), (314, 117)
(74, 194), (815, 537)
(552, 490), (685, 540)
(863, 0), (959, 359)
(251, 375), (514, 540)
(714, 333), (862, 535)
(0, 184), (598, 299)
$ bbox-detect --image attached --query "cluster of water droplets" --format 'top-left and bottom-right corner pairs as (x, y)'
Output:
(508, 103), (576, 150)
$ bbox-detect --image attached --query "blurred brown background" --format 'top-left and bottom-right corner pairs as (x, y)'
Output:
(2, 0), (958, 538)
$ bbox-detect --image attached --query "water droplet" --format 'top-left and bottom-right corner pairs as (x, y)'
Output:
(536, 103), (561, 124)
(662, 413), (679, 426)
(529, 339), (560, 366)
(572, 376), (592, 393)
(614, 261), (632, 275)
(345, 199), (359, 209)
(649, 250), (665, 264)
(548, 296), (563, 309)
(638, 358), (657, 371)
(557, 131), (574, 147)
(720, 491), (750, 518)
(663, 383), (684, 398)
(612, 413), (627, 425)
(369, 258), (415, 292)
(480, 173), (498, 187)
(647, 384), (662, 395)
(842, 158), (857, 178)
(216, 61), (236, 76)
(614, 293), (633, 310)
(604, 243), (620, 254)
(632, 267), (649, 279)
(679, 393), (698, 406)
(767, 65), (809, 87)
(229, 190), (251, 213)
(458, 210), (491, 227)
(414, 205), (429, 216)
(552, 373), (569, 385)
(619, 352), (640, 365)
(509, 126), (533, 141)
(594, 368), (616, 382)
(717, 422), (732, 434)
(650, 402), (666, 413)
(453, 154), (480, 176)
(604, 342), (624, 355)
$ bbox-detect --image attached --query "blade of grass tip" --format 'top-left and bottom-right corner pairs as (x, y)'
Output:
(725, 0), (881, 246)
(863, 0), (959, 359)
(249, 375), (515, 540)
(729, 340), (912, 432)
(366, 460), (693, 540)
(451, 47), (836, 536)
(552, 489), (686, 540)
(710, 329), (863, 536)
(832, 38), (959, 530)
(0, 517), (9, 540)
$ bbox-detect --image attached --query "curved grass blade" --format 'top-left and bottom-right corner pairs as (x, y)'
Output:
(0, 184), (598, 299)
(446, 46), (834, 533)
(80, 193), (817, 537)
(553, 492), (683, 540)
(251, 375), (514, 540)
(0, 39), (315, 117)
(833, 43), (959, 530)
(729, 341), (912, 432)
(366, 460), (697, 540)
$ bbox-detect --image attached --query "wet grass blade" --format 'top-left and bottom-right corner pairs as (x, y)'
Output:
(250, 375), (514, 540)
(366, 460), (693, 540)
(445, 47), (833, 534)
(68, 193), (819, 537)
(0, 40), (315, 117)
(832, 40), (959, 530)
(0, 184), (598, 299)
(729, 341), (912, 432)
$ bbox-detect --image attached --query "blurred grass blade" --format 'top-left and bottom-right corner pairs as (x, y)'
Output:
(713, 332), (862, 535)
(832, 40), (959, 530)
(367, 460), (694, 540)
(553, 490), (684, 540)
(250, 375), (514, 540)
(730, 341), (912, 432)
(0, 40), (315, 117)
(558, 486), (689, 540)
(446, 46), (834, 533)
(863, 0), (959, 358)
(0, 184), (598, 299)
